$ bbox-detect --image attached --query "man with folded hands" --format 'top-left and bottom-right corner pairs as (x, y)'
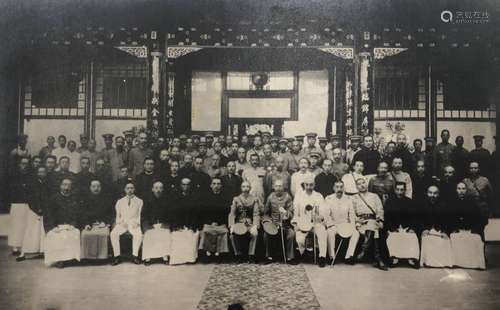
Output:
(384, 182), (420, 268)
(80, 180), (113, 261)
(43, 178), (82, 268)
(141, 181), (172, 266)
(198, 177), (231, 263)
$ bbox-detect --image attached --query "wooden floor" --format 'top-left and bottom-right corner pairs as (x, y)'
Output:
(1, 238), (499, 310)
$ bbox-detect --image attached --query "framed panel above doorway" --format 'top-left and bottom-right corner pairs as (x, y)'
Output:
(222, 71), (298, 136)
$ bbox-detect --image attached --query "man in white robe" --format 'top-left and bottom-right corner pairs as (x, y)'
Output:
(291, 175), (328, 267)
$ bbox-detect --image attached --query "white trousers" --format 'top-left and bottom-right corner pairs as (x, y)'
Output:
(110, 224), (143, 257)
(296, 224), (328, 257)
(327, 226), (360, 259)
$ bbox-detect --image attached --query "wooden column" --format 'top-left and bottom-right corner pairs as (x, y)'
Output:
(425, 64), (437, 138)
(83, 61), (95, 139)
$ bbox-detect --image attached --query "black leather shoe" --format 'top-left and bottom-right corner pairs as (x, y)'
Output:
(287, 258), (299, 265)
(234, 255), (243, 264)
(16, 256), (26, 262)
(345, 257), (356, 265)
(133, 256), (142, 265)
(408, 259), (420, 269)
(262, 257), (273, 265)
(389, 257), (399, 267)
(318, 257), (326, 268)
(111, 257), (122, 266)
(248, 255), (257, 264)
(375, 260), (388, 271)
(356, 251), (366, 261)
(55, 261), (65, 269)
(144, 260), (152, 266)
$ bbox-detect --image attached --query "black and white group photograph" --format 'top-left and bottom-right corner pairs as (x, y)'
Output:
(0, 0), (499, 309)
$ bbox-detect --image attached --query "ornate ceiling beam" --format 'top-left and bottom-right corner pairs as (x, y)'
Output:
(115, 45), (149, 58)
(316, 47), (354, 59)
(373, 47), (408, 60)
(167, 46), (203, 59)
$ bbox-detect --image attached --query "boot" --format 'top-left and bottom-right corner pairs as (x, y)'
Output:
(373, 238), (388, 271)
(356, 230), (374, 262)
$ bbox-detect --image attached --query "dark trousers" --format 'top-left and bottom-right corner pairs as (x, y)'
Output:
(357, 230), (382, 262)
(263, 227), (295, 260)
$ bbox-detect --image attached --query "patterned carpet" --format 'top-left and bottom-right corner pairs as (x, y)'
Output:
(196, 263), (322, 310)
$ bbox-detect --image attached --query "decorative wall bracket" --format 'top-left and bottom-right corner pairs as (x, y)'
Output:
(167, 46), (203, 59)
(317, 47), (354, 59)
(115, 45), (148, 58)
(373, 47), (408, 60)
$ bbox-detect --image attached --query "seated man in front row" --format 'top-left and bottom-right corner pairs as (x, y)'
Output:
(324, 180), (359, 265)
(142, 181), (171, 266)
(110, 182), (143, 265)
(228, 181), (261, 264)
(80, 180), (113, 261)
(419, 185), (453, 268)
(262, 180), (297, 265)
(384, 182), (420, 268)
(291, 176), (328, 267)
(449, 182), (486, 269)
(352, 178), (387, 270)
(44, 178), (81, 268)
(198, 177), (231, 262)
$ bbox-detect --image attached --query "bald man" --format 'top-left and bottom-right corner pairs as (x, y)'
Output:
(291, 176), (328, 267)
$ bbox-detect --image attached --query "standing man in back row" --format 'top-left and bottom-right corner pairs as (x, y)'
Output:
(434, 129), (455, 178)
(128, 132), (153, 177)
(352, 135), (381, 175)
(469, 135), (491, 179)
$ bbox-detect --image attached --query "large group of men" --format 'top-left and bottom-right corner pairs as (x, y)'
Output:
(6, 128), (496, 270)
